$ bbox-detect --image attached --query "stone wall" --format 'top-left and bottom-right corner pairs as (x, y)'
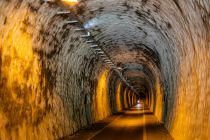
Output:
(0, 0), (137, 139)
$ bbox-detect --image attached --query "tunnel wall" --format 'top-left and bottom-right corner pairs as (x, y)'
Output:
(152, 1), (210, 139)
(0, 0), (137, 139)
(73, 0), (210, 139)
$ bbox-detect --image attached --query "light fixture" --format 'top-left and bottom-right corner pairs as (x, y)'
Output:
(74, 28), (85, 31)
(94, 48), (102, 51)
(81, 32), (91, 38)
(64, 20), (79, 24)
(104, 60), (111, 62)
(86, 40), (94, 43)
(90, 45), (98, 48)
(56, 11), (71, 15)
(116, 67), (122, 70)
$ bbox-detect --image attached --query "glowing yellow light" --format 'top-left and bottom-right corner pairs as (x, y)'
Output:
(0, 7), (76, 140)
(154, 82), (163, 122)
(61, 0), (78, 5)
(116, 82), (122, 111)
(128, 90), (131, 107)
(94, 70), (111, 121)
(123, 88), (129, 109)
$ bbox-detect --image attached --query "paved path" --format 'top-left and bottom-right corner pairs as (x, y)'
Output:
(66, 103), (173, 140)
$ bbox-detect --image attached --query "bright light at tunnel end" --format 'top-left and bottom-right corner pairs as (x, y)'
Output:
(136, 100), (141, 109)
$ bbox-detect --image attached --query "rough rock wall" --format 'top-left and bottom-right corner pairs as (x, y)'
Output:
(164, 1), (210, 139)
(0, 0), (137, 139)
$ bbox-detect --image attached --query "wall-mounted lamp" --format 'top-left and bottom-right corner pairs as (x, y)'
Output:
(64, 20), (79, 24)
(86, 40), (94, 43)
(94, 49), (102, 51)
(104, 60), (111, 62)
(74, 28), (85, 31)
(116, 67), (122, 70)
(56, 11), (71, 15)
(81, 32), (91, 38)
(90, 45), (98, 48)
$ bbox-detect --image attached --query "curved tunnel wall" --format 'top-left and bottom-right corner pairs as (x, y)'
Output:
(75, 0), (210, 139)
(0, 0), (137, 139)
(0, 0), (210, 140)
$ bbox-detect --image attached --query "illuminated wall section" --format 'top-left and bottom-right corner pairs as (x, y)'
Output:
(127, 90), (132, 108)
(123, 88), (129, 109)
(115, 82), (122, 112)
(169, 51), (210, 139)
(0, 8), (64, 139)
(133, 92), (136, 105)
(92, 69), (111, 121)
(154, 81), (164, 122)
(131, 93), (136, 106)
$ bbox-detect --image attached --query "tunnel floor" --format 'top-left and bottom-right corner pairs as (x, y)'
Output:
(65, 103), (173, 140)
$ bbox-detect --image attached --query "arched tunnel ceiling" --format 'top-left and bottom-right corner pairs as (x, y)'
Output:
(73, 0), (177, 94)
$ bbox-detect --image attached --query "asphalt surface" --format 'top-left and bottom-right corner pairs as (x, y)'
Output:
(66, 103), (173, 140)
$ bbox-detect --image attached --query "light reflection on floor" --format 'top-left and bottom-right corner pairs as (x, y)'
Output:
(68, 102), (173, 140)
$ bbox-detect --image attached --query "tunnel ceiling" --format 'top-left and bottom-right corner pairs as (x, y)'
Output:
(72, 0), (178, 94)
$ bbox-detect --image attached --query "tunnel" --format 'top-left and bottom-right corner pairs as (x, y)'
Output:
(0, 0), (209, 139)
